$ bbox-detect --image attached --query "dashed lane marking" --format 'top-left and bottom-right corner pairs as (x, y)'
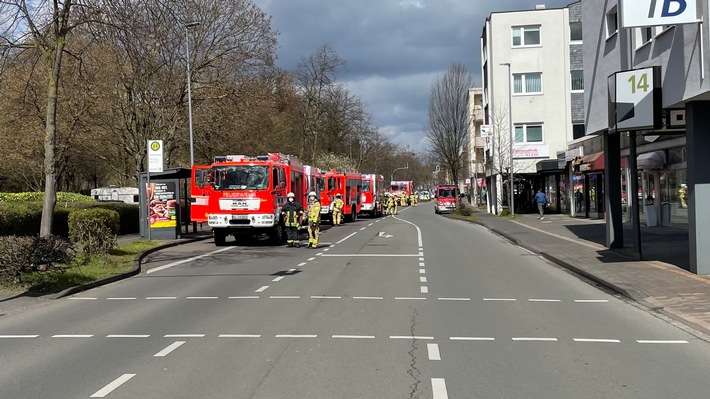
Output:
(438, 297), (471, 301)
(308, 257), (316, 261)
(287, 268), (297, 273)
(390, 336), (435, 340)
(421, 286), (429, 294)
(163, 334), (205, 338)
(270, 296), (300, 299)
(107, 335), (150, 338)
(218, 334), (261, 338)
(419, 257), (424, 261)
(146, 297), (177, 300)
(186, 296), (218, 299)
(275, 335), (317, 338)
(0, 335), (38, 338)
(297, 262), (307, 267)
(272, 276), (285, 282)
(360, 227), (366, 231)
(431, 378), (449, 399)
(154, 341), (185, 357)
(255, 286), (269, 293)
(322, 254), (422, 257)
(636, 340), (689, 344)
(69, 297), (97, 300)
(107, 297), (137, 300)
(316, 253), (323, 256)
(228, 296), (259, 299)
(311, 296), (342, 299)
(419, 269), (426, 274)
(512, 337), (558, 342)
(575, 299), (609, 303)
(529, 299), (561, 302)
(419, 262), (426, 267)
(449, 337), (495, 341)
(332, 335), (376, 339)
(573, 338), (621, 343)
(427, 343), (441, 361)
(353, 296), (384, 300)
(394, 297), (426, 300)
(420, 277), (427, 283)
(51, 335), (93, 338)
(483, 298), (516, 302)
(90, 374), (136, 398)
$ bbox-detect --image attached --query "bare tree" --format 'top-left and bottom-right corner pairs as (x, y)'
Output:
(425, 62), (473, 196)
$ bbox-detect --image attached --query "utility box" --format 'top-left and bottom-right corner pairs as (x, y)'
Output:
(660, 202), (671, 226)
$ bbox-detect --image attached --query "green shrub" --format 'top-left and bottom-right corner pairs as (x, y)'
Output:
(0, 192), (94, 203)
(454, 203), (472, 217)
(68, 208), (120, 255)
(500, 208), (511, 217)
(0, 235), (74, 284)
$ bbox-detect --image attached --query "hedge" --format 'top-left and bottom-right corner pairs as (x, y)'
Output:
(0, 192), (94, 203)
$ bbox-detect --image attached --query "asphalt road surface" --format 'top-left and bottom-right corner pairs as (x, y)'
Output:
(2, 204), (710, 398)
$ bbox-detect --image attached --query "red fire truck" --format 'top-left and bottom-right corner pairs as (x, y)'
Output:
(434, 184), (457, 214)
(190, 164), (212, 223)
(360, 174), (384, 217)
(390, 180), (414, 205)
(322, 169), (363, 223)
(204, 153), (305, 246)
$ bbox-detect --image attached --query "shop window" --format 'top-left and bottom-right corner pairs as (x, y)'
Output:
(512, 25), (541, 47)
(513, 73), (542, 94)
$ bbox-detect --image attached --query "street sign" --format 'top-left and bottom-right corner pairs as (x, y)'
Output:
(147, 140), (164, 173)
(480, 124), (491, 138)
(620, 0), (698, 28)
(608, 67), (661, 131)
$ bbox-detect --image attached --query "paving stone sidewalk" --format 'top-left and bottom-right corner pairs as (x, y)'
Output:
(468, 207), (710, 339)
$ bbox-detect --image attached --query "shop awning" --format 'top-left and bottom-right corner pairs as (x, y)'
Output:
(580, 152), (604, 172)
(637, 150), (666, 170)
(536, 159), (564, 172)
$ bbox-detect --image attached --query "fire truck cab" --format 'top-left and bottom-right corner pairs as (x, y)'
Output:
(390, 180), (414, 205)
(360, 174), (384, 217)
(434, 185), (457, 214)
(322, 169), (363, 224)
(190, 165), (212, 223)
(205, 153), (305, 246)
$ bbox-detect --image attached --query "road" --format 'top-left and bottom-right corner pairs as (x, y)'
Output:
(2, 204), (710, 398)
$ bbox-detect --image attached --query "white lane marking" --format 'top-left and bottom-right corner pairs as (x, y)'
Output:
(69, 297), (97, 300)
(431, 378), (449, 399)
(323, 248), (330, 252)
(419, 269), (426, 274)
(390, 336), (435, 340)
(529, 299), (561, 302)
(163, 334), (205, 338)
(107, 297), (137, 300)
(392, 215), (422, 247)
(368, 223), (373, 226)
(438, 297), (471, 301)
(52, 335), (93, 338)
(311, 296), (342, 299)
(330, 245), (335, 248)
(449, 337), (495, 341)
(575, 299), (609, 303)
(255, 286), (269, 293)
(375, 219), (381, 223)
(395, 297), (426, 300)
(420, 277), (427, 283)
(419, 258), (424, 262)
(272, 276), (285, 282)
(427, 343), (441, 360)
(147, 246), (235, 274)
(360, 227), (366, 231)
(270, 296), (300, 299)
(419, 262), (426, 267)
(229, 296), (260, 299)
(573, 338), (621, 343)
(483, 298), (516, 301)
(420, 286), (429, 294)
(297, 262), (307, 267)
(146, 297), (177, 300)
(219, 334), (261, 338)
(287, 268), (297, 273)
(353, 296), (384, 300)
(154, 341), (185, 357)
(419, 252), (424, 256)
(186, 296), (218, 299)
(418, 247), (424, 252)
(90, 374), (136, 398)
(322, 254), (422, 257)
(512, 337), (558, 341)
(378, 232), (385, 237)
(637, 340), (688, 344)
(0, 335), (39, 338)
(316, 253), (323, 256)
(332, 335), (376, 339)
(336, 232), (358, 244)
(107, 335), (150, 338)
(275, 335), (317, 338)
(308, 257), (316, 261)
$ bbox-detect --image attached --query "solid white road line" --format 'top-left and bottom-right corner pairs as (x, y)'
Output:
(438, 297), (471, 301)
(529, 299), (561, 302)
(163, 334), (205, 338)
(255, 286), (269, 293)
(353, 296), (384, 300)
(395, 297), (426, 300)
(311, 296), (342, 299)
(419, 269), (426, 274)
(186, 296), (218, 299)
(636, 340), (688, 344)
(0, 335), (39, 338)
(69, 297), (97, 300)
(449, 337), (495, 341)
(229, 296), (260, 299)
(421, 286), (429, 294)
(51, 335), (93, 338)
(218, 334), (261, 338)
(272, 276), (285, 282)
(154, 341), (185, 357)
(390, 336), (435, 340)
(431, 378), (449, 399)
(332, 335), (376, 339)
(270, 296), (300, 299)
(573, 338), (621, 343)
(146, 297), (177, 300)
(574, 299), (609, 303)
(419, 262), (426, 267)
(483, 298), (517, 301)
(512, 337), (558, 341)
(107, 297), (137, 300)
(107, 335), (150, 338)
(90, 374), (136, 398)
(275, 335), (317, 338)
(147, 246), (235, 274)
(392, 215), (423, 247)
(336, 232), (358, 244)
(427, 343), (441, 361)
(297, 262), (307, 267)
(420, 277), (427, 283)
(322, 254), (422, 257)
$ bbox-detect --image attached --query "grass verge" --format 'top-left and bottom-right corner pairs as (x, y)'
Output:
(448, 213), (480, 223)
(2, 240), (162, 294)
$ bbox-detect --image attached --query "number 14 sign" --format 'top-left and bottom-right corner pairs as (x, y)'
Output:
(609, 66), (661, 131)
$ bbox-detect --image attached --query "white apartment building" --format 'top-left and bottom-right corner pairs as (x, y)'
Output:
(480, 3), (581, 215)
(466, 87), (484, 204)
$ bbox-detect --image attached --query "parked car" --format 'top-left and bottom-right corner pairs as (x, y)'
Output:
(418, 191), (431, 201)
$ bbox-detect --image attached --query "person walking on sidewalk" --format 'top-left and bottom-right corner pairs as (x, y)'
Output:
(534, 188), (548, 220)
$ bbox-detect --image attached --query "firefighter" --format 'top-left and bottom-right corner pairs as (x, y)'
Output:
(281, 192), (304, 248)
(401, 192), (408, 207)
(410, 192), (418, 206)
(306, 191), (321, 248)
(332, 193), (345, 226)
(388, 193), (398, 215)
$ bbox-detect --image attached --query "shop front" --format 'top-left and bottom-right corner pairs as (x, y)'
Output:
(573, 151), (605, 219)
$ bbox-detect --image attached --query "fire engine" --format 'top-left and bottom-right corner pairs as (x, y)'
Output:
(203, 153), (305, 246)
(190, 164), (212, 223)
(434, 184), (457, 214)
(360, 174), (384, 217)
(322, 169), (363, 223)
(390, 180), (414, 205)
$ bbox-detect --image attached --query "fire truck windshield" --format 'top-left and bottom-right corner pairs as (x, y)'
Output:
(212, 165), (269, 190)
(392, 184), (407, 191)
(362, 181), (371, 192)
(438, 189), (455, 198)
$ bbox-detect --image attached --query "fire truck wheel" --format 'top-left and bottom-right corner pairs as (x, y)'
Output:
(214, 230), (228, 246)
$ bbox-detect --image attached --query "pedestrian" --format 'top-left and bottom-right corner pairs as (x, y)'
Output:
(534, 188), (548, 220)
(332, 193), (344, 226)
(306, 191), (321, 249)
(281, 192), (304, 248)
(575, 189), (583, 212)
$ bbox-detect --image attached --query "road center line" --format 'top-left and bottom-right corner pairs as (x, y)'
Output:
(438, 297), (471, 301)
(107, 335), (150, 338)
(573, 338), (621, 343)
(483, 298), (517, 301)
(154, 341), (185, 357)
(0, 335), (39, 338)
(147, 246), (235, 274)
(449, 337), (495, 341)
(390, 336), (435, 340)
(332, 335), (376, 339)
(512, 337), (558, 341)
(163, 334), (205, 338)
(272, 276), (285, 282)
(336, 232), (358, 244)
(255, 286), (269, 293)
(275, 334), (317, 338)
(270, 296), (300, 299)
(51, 334), (93, 338)
(636, 340), (688, 344)
(427, 343), (441, 360)
(90, 374), (136, 398)
(186, 296), (218, 299)
(353, 296), (384, 300)
(107, 297), (137, 300)
(431, 378), (449, 399)
(219, 334), (261, 338)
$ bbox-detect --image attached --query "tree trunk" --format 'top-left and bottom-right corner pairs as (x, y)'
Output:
(40, 37), (66, 237)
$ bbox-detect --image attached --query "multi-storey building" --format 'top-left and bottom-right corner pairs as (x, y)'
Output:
(466, 88), (485, 204)
(480, 2), (582, 215)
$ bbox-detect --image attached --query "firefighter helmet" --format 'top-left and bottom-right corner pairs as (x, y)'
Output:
(308, 191), (317, 197)
(336, 193), (342, 198)
(287, 192), (295, 198)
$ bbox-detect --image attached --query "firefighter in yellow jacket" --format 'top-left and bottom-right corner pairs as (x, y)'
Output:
(410, 192), (418, 206)
(306, 191), (321, 248)
(387, 193), (398, 215)
(400, 192), (408, 207)
(332, 193), (345, 226)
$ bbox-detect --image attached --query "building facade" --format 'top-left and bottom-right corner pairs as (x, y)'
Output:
(467, 88), (485, 205)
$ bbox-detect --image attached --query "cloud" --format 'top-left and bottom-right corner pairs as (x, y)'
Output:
(399, 0), (426, 8)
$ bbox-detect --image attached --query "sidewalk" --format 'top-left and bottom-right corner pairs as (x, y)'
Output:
(468, 207), (710, 339)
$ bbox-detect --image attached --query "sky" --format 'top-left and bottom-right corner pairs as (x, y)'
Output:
(253, 0), (572, 154)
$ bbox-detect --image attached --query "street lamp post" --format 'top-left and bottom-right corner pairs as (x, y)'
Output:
(500, 62), (514, 216)
(391, 162), (409, 183)
(185, 22), (199, 167)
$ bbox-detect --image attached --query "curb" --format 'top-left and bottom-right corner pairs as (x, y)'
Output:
(53, 234), (212, 299)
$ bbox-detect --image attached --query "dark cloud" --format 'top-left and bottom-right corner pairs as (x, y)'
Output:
(253, 0), (572, 153)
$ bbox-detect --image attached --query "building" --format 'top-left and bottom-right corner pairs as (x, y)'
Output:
(480, 3), (580, 215)
(581, 0), (708, 273)
(467, 87), (485, 205)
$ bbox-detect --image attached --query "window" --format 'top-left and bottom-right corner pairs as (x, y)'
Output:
(514, 124), (543, 143)
(570, 22), (583, 42)
(573, 123), (586, 140)
(512, 25), (541, 47)
(606, 7), (618, 38)
(571, 70), (584, 92)
(513, 73), (542, 94)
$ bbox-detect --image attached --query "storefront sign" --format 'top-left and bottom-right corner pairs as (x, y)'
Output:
(620, 0), (698, 28)
(513, 144), (550, 159)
